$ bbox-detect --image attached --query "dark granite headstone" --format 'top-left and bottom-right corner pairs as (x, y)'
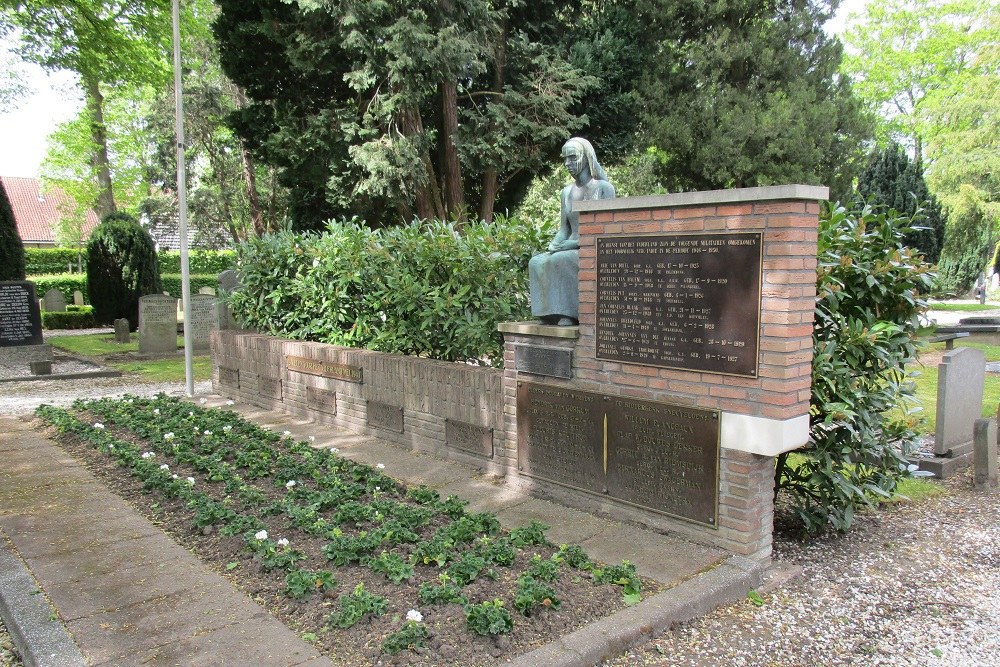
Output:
(0, 281), (44, 347)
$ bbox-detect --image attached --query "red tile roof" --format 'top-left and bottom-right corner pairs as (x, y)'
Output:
(0, 176), (99, 245)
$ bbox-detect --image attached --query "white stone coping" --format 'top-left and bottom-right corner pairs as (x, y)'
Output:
(574, 184), (830, 213)
(720, 412), (809, 457)
(497, 321), (580, 339)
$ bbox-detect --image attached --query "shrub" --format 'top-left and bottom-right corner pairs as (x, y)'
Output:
(42, 310), (96, 330)
(775, 203), (934, 534)
(24, 247), (84, 275)
(230, 218), (548, 366)
(156, 250), (236, 274)
(160, 274), (220, 298)
(29, 273), (88, 303)
(86, 213), (162, 326)
(0, 180), (26, 281)
(935, 186), (993, 295)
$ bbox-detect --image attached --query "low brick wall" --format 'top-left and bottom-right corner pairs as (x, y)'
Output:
(210, 331), (504, 469)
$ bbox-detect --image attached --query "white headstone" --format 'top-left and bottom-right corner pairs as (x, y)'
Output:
(73, 290), (84, 307)
(138, 294), (178, 354)
(188, 294), (219, 351)
(935, 347), (986, 456)
(198, 286), (216, 296)
(42, 288), (66, 313)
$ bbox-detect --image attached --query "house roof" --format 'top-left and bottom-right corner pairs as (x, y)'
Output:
(0, 176), (100, 244)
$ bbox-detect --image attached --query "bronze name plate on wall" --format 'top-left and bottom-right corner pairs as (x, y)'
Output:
(517, 382), (719, 526)
(515, 344), (573, 379)
(286, 355), (363, 383)
(596, 232), (762, 377)
(368, 401), (404, 433)
(445, 419), (494, 458)
(306, 387), (338, 415)
(218, 366), (239, 388)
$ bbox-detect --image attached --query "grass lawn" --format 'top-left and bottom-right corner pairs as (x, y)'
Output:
(927, 302), (1000, 312)
(49, 333), (212, 382)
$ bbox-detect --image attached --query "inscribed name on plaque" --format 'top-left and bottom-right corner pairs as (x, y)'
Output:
(596, 233), (762, 376)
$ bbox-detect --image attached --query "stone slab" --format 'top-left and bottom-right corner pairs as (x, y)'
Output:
(73, 290), (84, 307)
(908, 452), (975, 479)
(188, 294), (219, 351)
(494, 497), (616, 548)
(973, 418), (999, 489)
(0, 281), (44, 347)
(139, 294), (178, 354)
(498, 321), (580, 339)
(934, 347), (985, 456)
(43, 288), (66, 312)
(573, 184), (830, 213)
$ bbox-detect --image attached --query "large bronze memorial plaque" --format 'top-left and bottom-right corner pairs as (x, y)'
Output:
(517, 382), (719, 526)
(596, 232), (762, 377)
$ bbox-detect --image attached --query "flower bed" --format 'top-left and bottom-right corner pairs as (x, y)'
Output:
(36, 395), (646, 666)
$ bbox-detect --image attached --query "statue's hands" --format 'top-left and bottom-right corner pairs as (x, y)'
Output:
(548, 239), (579, 252)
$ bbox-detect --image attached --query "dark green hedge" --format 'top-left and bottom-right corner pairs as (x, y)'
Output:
(25, 248), (235, 277)
(42, 310), (96, 329)
(160, 274), (220, 297)
(29, 274), (87, 303)
(24, 248), (84, 275)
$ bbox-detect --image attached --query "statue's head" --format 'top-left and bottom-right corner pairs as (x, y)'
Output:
(561, 137), (607, 181)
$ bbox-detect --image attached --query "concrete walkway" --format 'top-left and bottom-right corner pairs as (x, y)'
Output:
(0, 395), (762, 667)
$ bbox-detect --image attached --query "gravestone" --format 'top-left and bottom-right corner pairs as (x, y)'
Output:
(43, 288), (66, 313)
(218, 269), (241, 293)
(188, 294), (219, 351)
(0, 282), (44, 347)
(114, 318), (131, 344)
(198, 286), (216, 296)
(973, 418), (998, 490)
(138, 294), (178, 354)
(73, 290), (84, 307)
(217, 269), (242, 330)
(934, 347), (985, 457)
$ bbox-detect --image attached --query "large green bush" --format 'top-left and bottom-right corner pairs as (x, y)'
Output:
(776, 203), (934, 534)
(230, 218), (548, 366)
(86, 214), (163, 326)
(0, 179), (26, 281)
(24, 247), (84, 275)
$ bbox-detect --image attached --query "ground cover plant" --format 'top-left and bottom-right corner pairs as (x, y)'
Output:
(35, 395), (646, 666)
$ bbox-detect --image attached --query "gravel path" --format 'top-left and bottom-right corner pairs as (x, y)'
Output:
(603, 470), (999, 667)
(0, 376), (213, 415)
(0, 617), (22, 667)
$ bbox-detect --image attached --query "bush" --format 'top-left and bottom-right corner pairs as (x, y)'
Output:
(0, 179), (26, 281)
(86, 213), (162, 326)
(24, 247), (84, 275)
(935, 186), (993, 295)
(776, 203), (934, 534)
(231, 218), (548, 366)
(29, 273), (88, 304)
(156, 250), (236, 274)
(42, 309), (96, 330)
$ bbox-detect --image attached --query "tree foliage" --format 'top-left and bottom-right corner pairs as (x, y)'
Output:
(636, 0), (870, 203)
(777, 203), (933, 534)
(855, 143), (946, 263)
(0, 179), (26, 281)
(86, 213), (162, 326)
(936, 186), (993, 295)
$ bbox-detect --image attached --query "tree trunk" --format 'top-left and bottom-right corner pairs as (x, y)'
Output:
(479, 18), (508, 222)
(439, 78), (465, 222)
(83, 73), (116, 219)
(399, 106), (445, 221)
(232, 85), (266, 238)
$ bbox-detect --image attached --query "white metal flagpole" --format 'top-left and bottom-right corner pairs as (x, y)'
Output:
(172, 0), (194, 396)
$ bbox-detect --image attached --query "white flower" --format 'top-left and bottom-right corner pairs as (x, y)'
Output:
(159, 464), (170, 471)
(376, 463), (385, 470)
(164, 432), (175, 441)
(330, 447), (339, 453)
(374, 486), (380, 492)
(226, 400), (235, 406)
(172, 474), (178, 479)
(222, 425), (233, 433)
(93, 422), (105, 430)
(199, 398), (207, 404)
(309, 435), (316, 442)
(312, 258), (320, 267)
(108, 445), (114, 450)
(286, 480), (297, 489)
(282, 430), (291, 437)
(276, 538), (289, 548)
(204, 430), (213, 436)
(406, 609), (423, 623)
(141, 451), (155, 459)
(254, 530), (268, 541)
(189, 411), (194, 416)
(186, 477), (195, 486)
(153, 408), (160, 415)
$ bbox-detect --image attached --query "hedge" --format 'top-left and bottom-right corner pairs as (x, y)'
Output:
(160, 274), (220, 297)
(25, 248), (236, 277)
(42, 310), (96, 329)
(28, 273), (221, 305)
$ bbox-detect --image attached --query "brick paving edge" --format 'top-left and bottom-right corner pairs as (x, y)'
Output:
(0, 535), (86, 667)
(508, 555), (764, 667)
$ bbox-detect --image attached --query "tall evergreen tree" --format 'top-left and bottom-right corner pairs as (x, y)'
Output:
(0, 180), (26, 281)
(855, 143), (947, 263)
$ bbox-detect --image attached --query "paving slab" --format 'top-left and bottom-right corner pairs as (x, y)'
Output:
(494, 497), (619, 547)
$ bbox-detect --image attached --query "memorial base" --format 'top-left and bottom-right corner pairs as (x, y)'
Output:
(0, 344), (53, 368)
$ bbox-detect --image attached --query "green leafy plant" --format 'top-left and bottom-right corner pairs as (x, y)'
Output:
(381, 620), (430, 655)
(419, 575), (469, 606)
(509, 521), (550, 548)
(327, 583), (389, 629)
(514, 575), (561, 615)
(464, 599), (513, 636)
(284, 568), (336, 599)
(776, 203), (934, 533)
(593, 560), (641, 605)
(368, 550), (415, 584)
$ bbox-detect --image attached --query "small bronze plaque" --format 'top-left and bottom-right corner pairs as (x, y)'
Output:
(596, 233), (762, 377)
(517, 382), (719, 526)
(306, 387), (338, 415)
(219, 366), (239, 388)
(445, 419), (494, 458)
(286, 355), (363, 383)
(258, 376), (283, 400)
(515, 345), (573, 379)
(367, 400), (403, 433)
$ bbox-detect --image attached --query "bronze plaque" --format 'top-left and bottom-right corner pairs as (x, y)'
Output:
(515, 345), (573, 379)
(219, 366), (239, 388)
(306, 387), (338, 415)
(368, 400), (403, 433)
(596, 233), (762, 377)
(445, 419), (494, 458)
(517, 382), (719, 526)
(286, 355), (363, 383)
(258, 376), (283, 400)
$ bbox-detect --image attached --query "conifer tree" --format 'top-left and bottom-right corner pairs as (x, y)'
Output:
(0, 180), (27, 281)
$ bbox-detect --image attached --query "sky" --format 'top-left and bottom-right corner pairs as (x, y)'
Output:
(0, 0), (871, 180)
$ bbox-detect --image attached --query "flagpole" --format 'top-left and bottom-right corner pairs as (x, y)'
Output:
(172, 0), (194, 396)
